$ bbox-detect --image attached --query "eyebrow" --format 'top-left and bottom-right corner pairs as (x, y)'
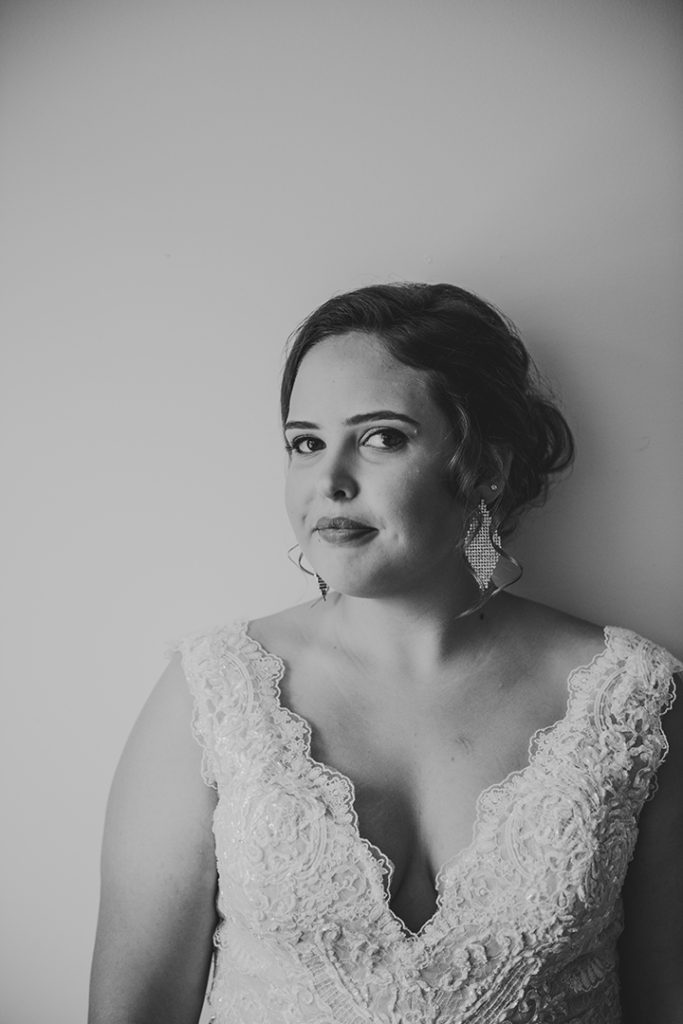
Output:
(284, 410), (421, 431)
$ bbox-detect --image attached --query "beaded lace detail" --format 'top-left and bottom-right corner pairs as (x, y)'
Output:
(168, 624), (681, 1024)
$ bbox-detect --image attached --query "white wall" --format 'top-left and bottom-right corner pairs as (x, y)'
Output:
(1, 1), (681, 1019)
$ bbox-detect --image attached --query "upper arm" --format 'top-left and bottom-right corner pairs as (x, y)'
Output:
(618, 671), (683, 1023)
(88, 651), (218, 1024)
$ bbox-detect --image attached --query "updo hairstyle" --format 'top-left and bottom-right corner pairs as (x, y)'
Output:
(280, 282), (574, 551)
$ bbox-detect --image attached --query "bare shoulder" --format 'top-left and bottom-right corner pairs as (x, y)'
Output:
(501, 593), (604, 654)
(103, 650), (217, 861)
(89, 652), (218, 1023)
(496, 594), (606, 693)
(248, 600), (324, 660)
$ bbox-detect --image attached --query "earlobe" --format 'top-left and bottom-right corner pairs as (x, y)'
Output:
(476, 481), (502, 504)
(476, 447), (512, 503)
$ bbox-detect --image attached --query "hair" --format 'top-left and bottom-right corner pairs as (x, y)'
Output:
(280, 282), (574, 554)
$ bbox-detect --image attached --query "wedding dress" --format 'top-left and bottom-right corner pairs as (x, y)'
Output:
(167, 622), (680, 1024)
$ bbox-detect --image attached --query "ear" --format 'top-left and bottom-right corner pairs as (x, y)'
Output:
(476, 447), (512, 503)
(476, 482), (501, 505)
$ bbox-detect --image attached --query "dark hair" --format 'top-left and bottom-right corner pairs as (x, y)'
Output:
(281, 282), (574, 545)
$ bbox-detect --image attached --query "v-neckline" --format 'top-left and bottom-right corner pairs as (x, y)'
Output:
(237, 620), (615, 944)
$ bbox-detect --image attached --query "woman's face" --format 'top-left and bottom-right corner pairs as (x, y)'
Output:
(284, 332), (468, 598)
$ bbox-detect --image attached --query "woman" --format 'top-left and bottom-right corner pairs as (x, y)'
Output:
(89, 283), (682, 1024)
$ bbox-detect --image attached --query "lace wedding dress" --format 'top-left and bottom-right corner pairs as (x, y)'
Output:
(167, 622), (681, 1024)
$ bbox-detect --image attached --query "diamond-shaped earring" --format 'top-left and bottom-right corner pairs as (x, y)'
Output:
(464, 498), (501, 592)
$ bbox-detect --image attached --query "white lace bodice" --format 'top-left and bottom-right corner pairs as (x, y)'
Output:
(168, 623), (681, 1024)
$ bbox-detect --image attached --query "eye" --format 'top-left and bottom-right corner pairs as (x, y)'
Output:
(362, 428), (407, 450)
(285, 435), (324, 455)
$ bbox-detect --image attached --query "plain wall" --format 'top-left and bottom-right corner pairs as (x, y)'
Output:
(1, 1), (681, 1020)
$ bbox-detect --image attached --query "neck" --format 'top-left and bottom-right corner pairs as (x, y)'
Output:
(325, 566), (503, 674)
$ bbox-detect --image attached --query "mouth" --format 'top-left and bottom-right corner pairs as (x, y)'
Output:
(314, 516), (377, 544)
(315, 516), (373, 531)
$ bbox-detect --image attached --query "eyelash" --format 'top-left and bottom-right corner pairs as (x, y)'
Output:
(284, 436), (323, 455)
(284, 428), (407, 455)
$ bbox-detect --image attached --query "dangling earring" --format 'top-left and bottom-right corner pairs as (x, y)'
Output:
(287, 545), (329, 601)
(464, 498), (501, 593)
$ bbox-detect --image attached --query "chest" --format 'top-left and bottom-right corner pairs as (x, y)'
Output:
(178, 624), (663, 1022)
(268, 656), (569, 930)
(206, 627), (655, 953)
(215, 653), (632, 942)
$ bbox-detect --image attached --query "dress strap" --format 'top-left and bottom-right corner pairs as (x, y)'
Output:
(598, 627), (682, 804)
(165, 626), (230, 788)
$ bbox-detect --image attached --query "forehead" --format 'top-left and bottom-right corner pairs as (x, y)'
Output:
(288, 332), (432, 415)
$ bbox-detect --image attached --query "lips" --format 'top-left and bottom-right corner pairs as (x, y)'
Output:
(314, 517), (377, 545)
(315, 516), (373, 531)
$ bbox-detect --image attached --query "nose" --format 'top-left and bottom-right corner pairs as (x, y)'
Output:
(316, 445), (359, 501)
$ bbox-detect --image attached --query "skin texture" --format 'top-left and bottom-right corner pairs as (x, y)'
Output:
(89, 330), (682, 1022)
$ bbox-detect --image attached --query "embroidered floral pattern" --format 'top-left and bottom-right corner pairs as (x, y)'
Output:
(168, 624), (681, 1024)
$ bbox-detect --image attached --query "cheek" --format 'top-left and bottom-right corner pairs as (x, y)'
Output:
(284, 469), (307, 526)
(389, 469), (461, 537)
(284, 470), (296, 517)
(394, 464), (446, 511)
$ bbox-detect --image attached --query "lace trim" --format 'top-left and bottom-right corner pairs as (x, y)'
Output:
(166, 627), (229, 788)
(170, 622), (680, 939)
(217, 621), (680, 949)
(232, 623), (400, 943)
(167, 619), (681, 1024)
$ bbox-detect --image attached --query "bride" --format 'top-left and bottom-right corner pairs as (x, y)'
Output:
(89, 282), (682, 1024)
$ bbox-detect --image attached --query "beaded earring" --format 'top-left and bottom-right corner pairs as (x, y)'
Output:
(464, 497), (501, 593)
